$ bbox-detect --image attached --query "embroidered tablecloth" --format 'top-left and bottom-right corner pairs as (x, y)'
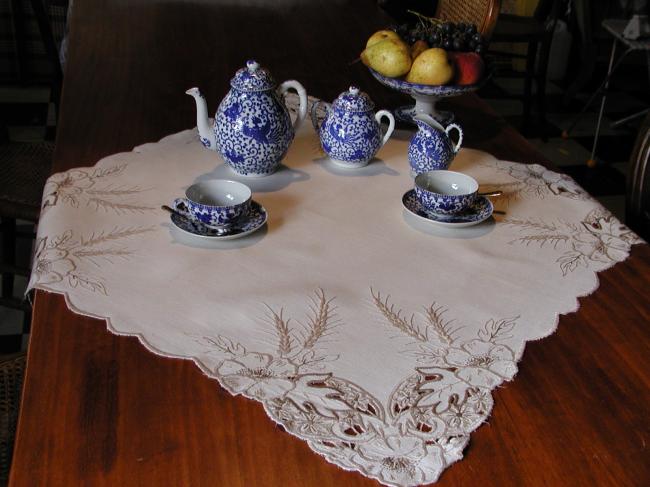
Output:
(28, 98), (642, 486)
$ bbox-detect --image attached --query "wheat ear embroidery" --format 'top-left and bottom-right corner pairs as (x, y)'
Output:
(301, 288), (337, 349)
(423, 304), (463, 345)
(265, 306), (294, 356)
(371, 288), (428, 342)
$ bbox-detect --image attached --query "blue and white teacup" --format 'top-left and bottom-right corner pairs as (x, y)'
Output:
(172, 180), (251, 228)
(414, 170), (478, 215)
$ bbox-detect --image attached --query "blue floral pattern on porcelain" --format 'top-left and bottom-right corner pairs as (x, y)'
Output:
(408, 114), (463, 176)
(414, 186), (477, 215)
(171, 200), (267, 239)
(403, 190), (493, 225)
(215, 89), (294, 176)
(172, 197), (250, 228)
(311, 87), (394, 168)
(187, 60), (307, 177)
(369, 68), (484, 97)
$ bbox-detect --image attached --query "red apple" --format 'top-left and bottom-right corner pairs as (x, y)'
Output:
(449, 52), (485, 86)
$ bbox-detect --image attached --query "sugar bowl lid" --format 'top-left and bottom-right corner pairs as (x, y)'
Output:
(332, 86), (375, 112)
(231, 60), (276, 91)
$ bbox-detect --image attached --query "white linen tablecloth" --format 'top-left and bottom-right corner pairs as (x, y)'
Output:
(28, 103), (642, 486)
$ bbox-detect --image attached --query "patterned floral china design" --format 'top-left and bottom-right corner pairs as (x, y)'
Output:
(186, 60), (308, 177)
(171, 200), (267, 241)
(414, 170), (478, 215)
(172, 180), (251, 229)
(408, 113), (463, 176)
(402, 190), (493, 227)
(311, 86), (395, 168)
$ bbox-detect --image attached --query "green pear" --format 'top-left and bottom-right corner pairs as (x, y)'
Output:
(366, 29), (401, 48)
(360, 38), (412, 78)
(406, 48), (454, 85)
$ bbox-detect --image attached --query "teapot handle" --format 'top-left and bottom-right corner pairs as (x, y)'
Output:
(310, 100), (332, 132)
(375, 110), (395, 148)
(445, 123), (463, 154)
(278, 80), (307, 131)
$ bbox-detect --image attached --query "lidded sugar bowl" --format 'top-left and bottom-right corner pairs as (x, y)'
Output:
(311, 86), (395, 168)
(186, 60), (308, 177)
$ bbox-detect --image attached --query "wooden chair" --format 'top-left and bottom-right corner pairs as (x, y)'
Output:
(376, 0), (501, 39)
(489, 0), (564, 139)
(627, 112), (650, 242)
(0, 353), (26, 486)
(1, 0), (63, 334)
(0, 135), (54, 328)
(435, 0), (502, 39)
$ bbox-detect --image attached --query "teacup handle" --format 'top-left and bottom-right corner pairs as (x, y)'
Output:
(278, 80), (308, 131)
(445, 123), (463, 154)
(310, 100), (332, 132)
(172, 198), (191, 216)
(375, 110), (395, 148)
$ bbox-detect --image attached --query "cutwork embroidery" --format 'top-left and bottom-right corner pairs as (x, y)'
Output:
(188, 289), (521, 486)
(41, 163), (155, 214)
(503, 207), (641, 275)
(32, 226), (155, 295)
(481, 160), (589, 203)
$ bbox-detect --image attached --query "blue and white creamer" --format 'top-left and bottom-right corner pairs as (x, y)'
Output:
(408, 114), (463, 176)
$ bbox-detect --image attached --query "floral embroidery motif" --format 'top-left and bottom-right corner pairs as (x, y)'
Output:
(372, 289), (517, 433)
(196, 289), (340, 400)
(352, 435), (445, 486)
(503, 207), (641, 275)
(41, 164), (154, 214)
(32, 227), (155, 295)
(189, 289), (521, 486)
(482, 161), (589, 202)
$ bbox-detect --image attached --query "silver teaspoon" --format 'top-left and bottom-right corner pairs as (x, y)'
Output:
(478, 191), (502, 197)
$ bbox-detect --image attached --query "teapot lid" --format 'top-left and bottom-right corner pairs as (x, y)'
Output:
(231, 60), (276, 91)
(332, 86), (374, 112)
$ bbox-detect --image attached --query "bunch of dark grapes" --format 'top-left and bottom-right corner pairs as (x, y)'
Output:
(393, 21), (485, 54)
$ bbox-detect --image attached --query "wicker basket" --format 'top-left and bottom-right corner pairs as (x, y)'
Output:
(0, 353), (26, 486)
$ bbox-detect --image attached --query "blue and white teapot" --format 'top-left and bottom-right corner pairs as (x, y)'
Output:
(311, 86), (395, 168)
(186, 60), (307, 177)
(408, 114), (463, 176)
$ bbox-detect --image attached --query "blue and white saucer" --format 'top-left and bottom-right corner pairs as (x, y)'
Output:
(402, 190), (493, 228)
(170, 200), (267, 241)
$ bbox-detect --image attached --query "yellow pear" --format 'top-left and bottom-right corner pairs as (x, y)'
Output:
(410, 40), (428, 60)
(406, 48), (455, 85)
(360, 38), (412, 78)
(366, 30), (401, 48)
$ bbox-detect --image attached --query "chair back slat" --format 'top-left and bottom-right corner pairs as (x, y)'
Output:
(0, 353), (27, 485)
(436, 0), (501, 39)
(627, 113), (650, 242)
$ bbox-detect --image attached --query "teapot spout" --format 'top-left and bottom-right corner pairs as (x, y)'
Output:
(185, 87), (216, 150)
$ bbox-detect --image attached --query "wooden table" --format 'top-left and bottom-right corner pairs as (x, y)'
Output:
(10, 1), (650, 485)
